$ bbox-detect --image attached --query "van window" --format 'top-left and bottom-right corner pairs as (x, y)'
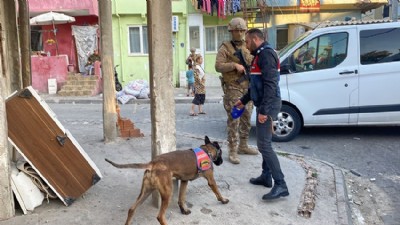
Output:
(282, 32), (348, 74)
(360, 28), (400, 65)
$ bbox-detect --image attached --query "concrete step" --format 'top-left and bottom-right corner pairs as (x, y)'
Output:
(58, 89), (94, 96)
(66, 74), (99, 81)
(60, 84), (97, 91)
(64, 80), (97, 86)
(58, 74), (102, 96)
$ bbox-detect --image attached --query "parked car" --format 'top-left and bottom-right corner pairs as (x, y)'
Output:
(251, 20), (400, 142)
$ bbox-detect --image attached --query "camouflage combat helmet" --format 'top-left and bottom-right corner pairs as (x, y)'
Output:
(228, 17), (247, 31)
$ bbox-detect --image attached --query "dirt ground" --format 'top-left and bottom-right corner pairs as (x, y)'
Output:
(345, 172), (390, 225)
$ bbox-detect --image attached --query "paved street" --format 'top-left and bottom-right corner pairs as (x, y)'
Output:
(48, 102), (400, 225)
(264, 126), (400, 225)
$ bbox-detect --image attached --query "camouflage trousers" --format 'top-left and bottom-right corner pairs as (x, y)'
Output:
(223, 88), (253, 147)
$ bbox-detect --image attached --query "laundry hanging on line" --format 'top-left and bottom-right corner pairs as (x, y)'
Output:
(193, 0), (244, 19)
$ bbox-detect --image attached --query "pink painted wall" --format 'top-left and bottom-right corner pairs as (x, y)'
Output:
(29, 0), (99, 72)
(31, 55), (69, 93)
(41, 16), (99, 67)
(28, 0), (98, 16)
(29, 0), (101, 92)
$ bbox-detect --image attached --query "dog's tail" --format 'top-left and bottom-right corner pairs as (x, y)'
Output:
(105, 158), (149, 169)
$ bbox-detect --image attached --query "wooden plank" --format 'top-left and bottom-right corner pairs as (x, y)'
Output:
(6, 87), (102, 206)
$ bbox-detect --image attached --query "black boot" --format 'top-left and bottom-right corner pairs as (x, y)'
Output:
(262, 183), (289, 200)
(249, 174), (272, 188)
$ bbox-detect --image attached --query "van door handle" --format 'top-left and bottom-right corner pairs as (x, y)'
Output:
(339, 70), (357, 75)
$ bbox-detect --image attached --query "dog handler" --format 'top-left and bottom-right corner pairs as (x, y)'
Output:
(215, 17), (258, 164)
(235, 28), (289, 200)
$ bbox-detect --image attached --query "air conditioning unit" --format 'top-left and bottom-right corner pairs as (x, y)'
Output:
(172, 16), (179, 32)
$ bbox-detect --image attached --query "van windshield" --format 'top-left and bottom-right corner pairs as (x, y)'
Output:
(278, 31), (311, 58)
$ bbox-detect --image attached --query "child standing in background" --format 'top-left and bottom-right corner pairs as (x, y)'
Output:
(186, 64), (195, 97)
(190, 55), (206, 116)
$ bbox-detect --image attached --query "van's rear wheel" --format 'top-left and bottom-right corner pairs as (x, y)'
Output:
(272, 105), (301, 142)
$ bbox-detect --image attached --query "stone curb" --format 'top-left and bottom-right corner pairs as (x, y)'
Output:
(270, 150), (353, 225)
(41, 97), (223, 105)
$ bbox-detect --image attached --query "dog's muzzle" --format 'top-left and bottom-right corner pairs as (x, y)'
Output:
(212, 142), (223, 166)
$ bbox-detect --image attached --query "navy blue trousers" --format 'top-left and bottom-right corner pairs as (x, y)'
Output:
(256, 112), (286, 186)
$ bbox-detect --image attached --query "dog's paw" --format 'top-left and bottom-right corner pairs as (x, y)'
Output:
(220, 198), (229, 204)
(180, 208), (191, 215)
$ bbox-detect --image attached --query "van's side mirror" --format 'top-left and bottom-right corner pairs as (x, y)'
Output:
(280, 64), (293, 74)
(280, 56), (296, 75)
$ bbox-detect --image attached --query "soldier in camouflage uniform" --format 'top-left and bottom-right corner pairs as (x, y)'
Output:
(215, 17), (258, 164)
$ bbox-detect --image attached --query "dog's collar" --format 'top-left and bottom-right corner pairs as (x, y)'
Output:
(192, 148), (212, 173)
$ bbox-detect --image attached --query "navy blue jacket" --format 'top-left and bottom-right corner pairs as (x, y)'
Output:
(240, 42), (281, 118)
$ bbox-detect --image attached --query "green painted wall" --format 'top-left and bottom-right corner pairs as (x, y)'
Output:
(111, 0), (241, 86)
(202, 15), (236, 76)
(112, 15), (147, 85)
(111, 0), (189, 87)
(187, 3), (237, 77)
(173, 15), (189, 87)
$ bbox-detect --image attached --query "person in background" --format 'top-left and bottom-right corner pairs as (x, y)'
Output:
(186, 47), (197, 69)
(186, 64), (195, 97)
(215, 17), (258, 165)
(301, 47), (315, 70)
(85, 49), (101, 75)
(190, 55), (206, 116)
(235, 28), (289, 200)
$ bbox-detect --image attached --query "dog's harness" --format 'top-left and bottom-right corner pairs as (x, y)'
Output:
(192, 147), (212, 173)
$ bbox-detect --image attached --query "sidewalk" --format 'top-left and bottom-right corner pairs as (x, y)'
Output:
(0, 133), (351, 225)
(39, 86), (224, 105)
(0, 85), (353, 225)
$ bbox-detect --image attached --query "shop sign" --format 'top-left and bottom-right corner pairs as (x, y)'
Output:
(299, 0), (320, 12)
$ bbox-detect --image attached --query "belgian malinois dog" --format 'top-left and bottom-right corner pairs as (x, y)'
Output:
(105, 136), (229, 225)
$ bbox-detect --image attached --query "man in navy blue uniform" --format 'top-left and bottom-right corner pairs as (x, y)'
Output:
(235, 28), (289, 200)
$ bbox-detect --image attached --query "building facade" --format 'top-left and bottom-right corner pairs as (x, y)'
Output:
(28, 0), (387, 92)
(111, 0), (387, 88)
(28, 0), (99, 93)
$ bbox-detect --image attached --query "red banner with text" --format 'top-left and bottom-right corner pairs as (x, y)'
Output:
(299, 0), (320, 12)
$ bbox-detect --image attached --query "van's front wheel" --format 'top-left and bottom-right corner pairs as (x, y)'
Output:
(272, 105), (301, 142)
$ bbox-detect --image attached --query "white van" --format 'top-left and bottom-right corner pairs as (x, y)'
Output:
(252, 20), (400, 142)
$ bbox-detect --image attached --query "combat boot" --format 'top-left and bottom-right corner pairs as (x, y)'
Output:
(262, 183), (289, 200)
(250, 173), (272, 188)
(228, 144), (240, 164)
(238, 139), (259, 155)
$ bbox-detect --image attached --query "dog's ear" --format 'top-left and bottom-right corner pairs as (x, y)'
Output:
(212, 141), (221, 150)
(205, 136), (211, 144)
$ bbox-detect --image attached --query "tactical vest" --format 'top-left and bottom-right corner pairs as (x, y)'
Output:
(249, 44), (281, 107)
(220, 41), (251, 89)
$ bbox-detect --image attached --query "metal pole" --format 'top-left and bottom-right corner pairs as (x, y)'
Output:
(53, 22), (59, 55)
(392, 0), (399, 22)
